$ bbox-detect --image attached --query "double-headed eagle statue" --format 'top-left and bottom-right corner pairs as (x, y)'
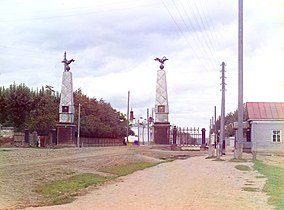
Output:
(154, 56), (168, 70)
(62, 51), (75, 71)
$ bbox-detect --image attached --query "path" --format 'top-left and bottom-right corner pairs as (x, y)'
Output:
(25, 154), (272, 210)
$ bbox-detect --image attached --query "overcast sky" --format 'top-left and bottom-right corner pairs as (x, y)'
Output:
(0, 0), (283, 131)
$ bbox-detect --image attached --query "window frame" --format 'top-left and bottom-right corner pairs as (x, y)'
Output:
(271, 130), (281, 143)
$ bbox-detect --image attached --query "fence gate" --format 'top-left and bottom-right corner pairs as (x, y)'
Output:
(170, 127), (202, 146)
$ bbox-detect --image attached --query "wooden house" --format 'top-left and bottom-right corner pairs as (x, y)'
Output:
(246, 102), (284, 154)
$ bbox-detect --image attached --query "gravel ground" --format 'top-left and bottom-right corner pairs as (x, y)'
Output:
(25, 152), (273, 210)
(1, 146), (282, 210)
(0, 146), (206, 210)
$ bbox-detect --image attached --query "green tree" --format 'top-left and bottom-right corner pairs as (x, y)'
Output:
(28, 86), (59, 134)
(0, 84), (127, 138)
(74, 89), (127, 138)
(4, 83), (34, 130)
(213, 104), (247, 138)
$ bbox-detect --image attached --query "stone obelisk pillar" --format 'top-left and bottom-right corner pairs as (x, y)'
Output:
(56, 52), (76, 145)
(153, 56), (170, 144)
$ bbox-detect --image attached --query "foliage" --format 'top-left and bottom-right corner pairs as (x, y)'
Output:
(234, 164), (251, 171)
(35, 173), (111, 205)
(74, 89), (127, 138)
(253, 160), (284, 209)
(211, 104), (247, 138)
(229, 158), (248, 163)
(99, 161), (159, 176)
(0, 83), (34, 130)
(0, 84), (127, 138)
(28, 87), (60, 134)
(242, 187), (259, 192)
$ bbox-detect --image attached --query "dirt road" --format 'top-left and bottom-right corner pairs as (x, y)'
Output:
(25, 153), (272, 210)
(0, 146), (206, 209)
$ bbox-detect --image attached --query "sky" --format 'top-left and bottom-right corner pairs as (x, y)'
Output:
(0, 0), (283, 131)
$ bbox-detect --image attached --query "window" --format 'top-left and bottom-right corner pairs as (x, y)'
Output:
(272, 130), (281, 143)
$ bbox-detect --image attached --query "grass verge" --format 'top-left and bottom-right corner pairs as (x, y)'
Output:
(0, 149), (11, 152)
(235, 165), (251, 171)
(205, 156), (216, 159)
(253, 160), (284, 209)
(242, 187), (259, 192)
(229, 158), (248, 163)
(35, 161), (162, 206)
(212, 158), (225, 161)
(35, 173), (112, 206)
(99, 161), (160, 176)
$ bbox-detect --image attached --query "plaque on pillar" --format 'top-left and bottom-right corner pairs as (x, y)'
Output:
(153, 56), (170, 144)
(56, 52), (76, 145)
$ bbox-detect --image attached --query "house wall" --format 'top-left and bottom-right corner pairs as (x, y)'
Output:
(251, 121), (284, 154)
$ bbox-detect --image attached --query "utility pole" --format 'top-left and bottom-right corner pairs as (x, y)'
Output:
(237, 0), (244, 159)
(138, 118), (140, 143)
(214, 106), (217, 149)
(126, 91), (130, 144)
(208, 118), (213, 157)
(220, 62), (226, 156)
(147, 108), (150, 145)
(77, 103), (81, 147)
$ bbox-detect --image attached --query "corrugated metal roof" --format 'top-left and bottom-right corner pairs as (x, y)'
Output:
(246, 102), (284, 120)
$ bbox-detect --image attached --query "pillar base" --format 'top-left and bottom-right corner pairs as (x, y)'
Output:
(153, 122), (170, 144)
(56, 123), (76, 145)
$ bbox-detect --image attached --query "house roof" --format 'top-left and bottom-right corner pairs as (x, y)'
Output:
(246, 102), (284, 121)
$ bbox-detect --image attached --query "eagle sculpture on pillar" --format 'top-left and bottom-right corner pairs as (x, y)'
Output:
(154, 56), (168, 69)
(62, 51), (75, 71)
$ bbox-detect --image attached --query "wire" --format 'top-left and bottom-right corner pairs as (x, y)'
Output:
(174, 0), (218, 67)
(161, 0), (216, 72)
(183, 0), (219, 67)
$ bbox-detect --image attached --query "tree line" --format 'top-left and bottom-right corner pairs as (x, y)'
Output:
(211, 104), (247, 138)
(0, 83), (127, 138)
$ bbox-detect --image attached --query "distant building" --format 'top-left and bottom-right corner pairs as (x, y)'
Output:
(247, 102), (284, 154)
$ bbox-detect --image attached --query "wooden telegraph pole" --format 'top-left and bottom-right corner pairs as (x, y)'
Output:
(77, 103), (81, 147)
(126, 91), (130, 144)
(208, 118), (213, 157)
(220, 62), (226, 156)
(237, 0), (244, 159)
(214, 106), (217, 154)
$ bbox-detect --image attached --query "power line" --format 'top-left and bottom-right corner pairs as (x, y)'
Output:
(161, 0), (210, 72)
(161, 0), (220, 72)
(192, 0), (220, 64)
(184, 0), (219, 66)
(175, 0), (219, 67)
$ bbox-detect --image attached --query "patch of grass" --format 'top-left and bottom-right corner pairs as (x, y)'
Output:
(235, 165), (251, 171)
(100, 161), (159, 176)
(255, 175), (266, 179)
(0, 149), (11, 152)
(35, 173), (111, 205)
(253, 160), (284, 209)
(242, 187), (259, 192)
(229, 158), (248, 163)
(205, 156), (216, 159)
(212, 158), (225, 161)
